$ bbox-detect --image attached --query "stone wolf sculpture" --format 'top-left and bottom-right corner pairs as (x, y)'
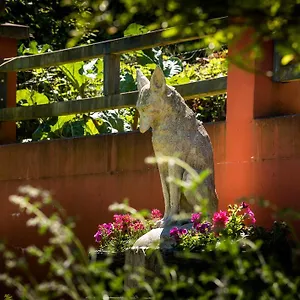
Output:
(136, 66), (218, 226)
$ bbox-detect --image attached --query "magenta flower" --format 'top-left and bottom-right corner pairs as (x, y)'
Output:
(191, 213), (202, 227)
(241, 202), (249, 209)
(195, 221), (212, 234)
(244, 207), (256, 224)
(101, 223), (113, 235)
(179, 228), (188, 235)
(151, 209), (162, 219)
(94, 230), (102, 243)
(213, 210), (229, 230)
(170, 227), (179, 237)
(170, 227), (188, 241)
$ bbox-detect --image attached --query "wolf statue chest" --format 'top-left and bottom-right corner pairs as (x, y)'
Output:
(151, 127), (193, 156)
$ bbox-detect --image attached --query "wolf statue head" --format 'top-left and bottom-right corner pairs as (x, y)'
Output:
(136, 66), (175, 133)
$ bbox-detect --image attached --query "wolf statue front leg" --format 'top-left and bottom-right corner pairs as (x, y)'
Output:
(156, 162), (183, 227)
(156, 162), (171, 227)
(167, 163), (183, 222)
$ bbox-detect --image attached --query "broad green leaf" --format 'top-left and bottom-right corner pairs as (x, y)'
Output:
(85, 118), (99, 135)
(61, 119), (85, 137)
(17, 89), (49, 106)
(51, 115), (77, 133)
(59, 62), (85, 90)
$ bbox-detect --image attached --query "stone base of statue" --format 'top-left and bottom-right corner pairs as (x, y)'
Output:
(124, 222), (193, 289)
(133, 223), (193, 249)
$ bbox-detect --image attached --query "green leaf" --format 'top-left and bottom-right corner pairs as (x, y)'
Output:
(17, 89), (49, 106)
(124, 23), (149, 37)
(281, 54), (294, 65)
(51, 115), (77, 134)
(96, 59), (104, 80)
(85, 118), (99, 135)
(61, 119), (85, 137)
(162, 27), (178, 38)
(120, 72), (136, 92)
(59, 62), (85, 90)
(28, 41), (38, 54)
(136, 51), (155, 66)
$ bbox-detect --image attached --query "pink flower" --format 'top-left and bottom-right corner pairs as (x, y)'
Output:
(151, 209), (162, 220)
(213, 210), (229, 230)
(113, 214), (133, 231)
(244, 207), (256, 224)
(191, 213), (202, 227)
(130, 221), (145, 232)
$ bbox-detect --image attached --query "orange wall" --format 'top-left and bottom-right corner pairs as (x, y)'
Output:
(1, 114), (300, 252)
(0, 123), (226, 249)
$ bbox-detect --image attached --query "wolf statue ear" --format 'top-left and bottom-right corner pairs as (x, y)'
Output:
(150, 66), (166, 93)
(136, 69), (150, 92)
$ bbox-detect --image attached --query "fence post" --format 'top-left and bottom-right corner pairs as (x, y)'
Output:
(103, 54), (120, 96)
(0, 23), (29, 144)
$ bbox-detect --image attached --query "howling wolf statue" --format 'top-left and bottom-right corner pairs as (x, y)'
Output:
(136, 66), (218, 227)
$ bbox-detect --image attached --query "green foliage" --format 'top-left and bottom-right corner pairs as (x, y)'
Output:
(0, 162), (299, 299)
(0, 157), (298, 298)
(16, 41), (135, 142)
(65, 0), (300, 71)
(1, 0), (74, 49)
(16, 34), (227, 142)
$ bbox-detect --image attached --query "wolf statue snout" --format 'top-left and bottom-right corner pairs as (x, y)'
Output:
(136, 66), (218, 227)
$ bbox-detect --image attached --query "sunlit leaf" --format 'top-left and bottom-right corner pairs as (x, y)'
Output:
(17, 89), (49, 106)
(124, 23), (149, 36)
(281, 54), (295, 65)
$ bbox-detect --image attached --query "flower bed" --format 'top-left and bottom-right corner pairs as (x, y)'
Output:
(93, 208), (163, 253)
(93, 202), (294, 275)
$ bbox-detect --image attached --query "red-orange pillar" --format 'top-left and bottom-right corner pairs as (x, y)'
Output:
(222, 28), (275, 214)
(0, 23), (29, 144)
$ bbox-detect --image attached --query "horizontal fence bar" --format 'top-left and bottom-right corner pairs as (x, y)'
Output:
(0, 17), (227, 72)
(0, 77), (227, 121)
